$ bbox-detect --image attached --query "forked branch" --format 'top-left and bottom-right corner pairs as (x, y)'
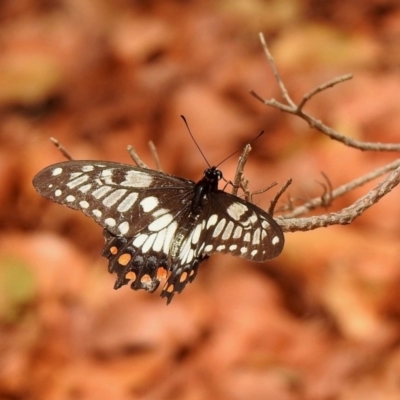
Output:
(251, 32), (400, 232)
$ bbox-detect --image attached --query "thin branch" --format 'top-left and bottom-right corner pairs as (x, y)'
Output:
(252, 33), (400, 152)
(316, 172), (333, 208)
(148, 141), (163, 172)
(268, 178), (292, 215)
(127, 145), (149, 168)
(258, 32), (294, 107)
(50, 137), (74, 161)
(278, 165), (400, 232)
(232, 144), (252, 196)
(297, 74), (353, 110)
(297, 111), (400, 151)
(250, 181), (278, 203)
(284, 158), (400, 218)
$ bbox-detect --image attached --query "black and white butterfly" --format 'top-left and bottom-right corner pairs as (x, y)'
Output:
(33, 158), (284, 303)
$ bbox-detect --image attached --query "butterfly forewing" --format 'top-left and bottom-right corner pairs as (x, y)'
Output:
(33, 161), (195, 238)
(172, 191), (284, 270)
(203, 191), (283, 259)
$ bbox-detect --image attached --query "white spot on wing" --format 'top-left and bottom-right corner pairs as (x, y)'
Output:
(178, 238), (190, 261)
(229, 244), (237, 251)
(142, 233), (157, 253)
(251, 249), (258, 257)
(93, 209), (102, 217)
(272, 236), (280, 245)
(253, 228), (261, 245)
(101, 169), (114, 184)
(216, 245), (225, 251)
(233, 226), (243, 239)
(66, 174), (89, 189)
(101, 169), (113, 177)
(148, 213), (173, 231)
(105, 217), (116, 227)
(117, 192), (138, 212)
(121, 170), (153, 187)
(70, 172), (83, 179)
(186, 249), (194, 263)
(82, 165), (94, 172)
(262, 220), (270, 229)
(183, 244), (193, 264)
(55, 189), (62, 197)
(103, 189), (128, 207)
(66, 195), (75, 202)
(191, 224), (202, 244)
(206, 214), (218, 229)
(92, 186), (113, 199)
(222, 221), (234, 240)
(153, 230), (166, 252)
(250, 214), (257, 223)
(52, 167), (62, 176)
(240, 247), (247, 254)
(244, 233), (251, 242)
(118, 221), (129, 235)
(79, 184), (92, 193)
(204, 244), (213, 253)
(140, 196), (159, 212)
(241, 213), (258, 227)
(212, 218), (226, 238)
(152, 208), (170, 217)
(79, 200), (89, 209)
(227, 202), (248, 220)
(133, 234), (147, 248)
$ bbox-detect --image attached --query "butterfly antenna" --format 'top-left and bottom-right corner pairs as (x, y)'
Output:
(181, 115), (211, 168)
(215, 130), (265, 168)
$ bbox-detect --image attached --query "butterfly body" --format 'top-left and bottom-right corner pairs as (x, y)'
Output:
(33, 160), (284, 303)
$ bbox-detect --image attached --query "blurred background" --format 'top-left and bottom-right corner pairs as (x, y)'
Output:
(1, 0), (400, 399)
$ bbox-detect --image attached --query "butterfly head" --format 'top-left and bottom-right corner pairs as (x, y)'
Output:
(203, 166), (222, 186)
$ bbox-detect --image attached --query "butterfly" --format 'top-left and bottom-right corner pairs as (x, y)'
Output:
(33, 157), (284, 303)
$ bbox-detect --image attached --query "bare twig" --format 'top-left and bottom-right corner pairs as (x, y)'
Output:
(250, 181), (278, 203)
(268, 178), (292, 216)
(149, 140), (163, 172)
(316, 172), (333, 208)
(127, 145), (149, 168)
(50, 137), (74, 161)
(258, 32), (294, 107)
(297, 74), (353, 111)
(251, 32), (400, 233)
(232, 144), (252, 196)
(278, 165), (400, 232)
(284, 158), (400, 218)
(252, 32), (400, 152)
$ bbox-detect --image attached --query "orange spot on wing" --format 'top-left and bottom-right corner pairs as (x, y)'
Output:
(180, 271), (188, 282)
(157, 266), (168, 280)
(141, 274), (152, 284)
(166, 284), (174, 293)
(125, 271), (136, 280)
(110, 246), (118, 255)
(118, 253), (132, 266)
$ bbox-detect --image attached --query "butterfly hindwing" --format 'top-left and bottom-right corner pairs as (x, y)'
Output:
(102, 227), (209, 304)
